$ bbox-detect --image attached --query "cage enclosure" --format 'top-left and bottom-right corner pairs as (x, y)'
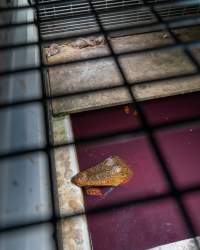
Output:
(0, 0), (200, 250)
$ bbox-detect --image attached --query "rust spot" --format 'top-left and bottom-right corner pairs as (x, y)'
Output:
(124, 105), (130, 114)
(124, 105), (138, 117)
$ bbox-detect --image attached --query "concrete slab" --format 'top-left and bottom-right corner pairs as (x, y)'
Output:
(53, 116), (91, 250)
(44, 26), (200, 114)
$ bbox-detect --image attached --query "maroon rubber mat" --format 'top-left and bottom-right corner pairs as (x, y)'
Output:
(71, 92), (200, 250)
(87, 198), (190, 250)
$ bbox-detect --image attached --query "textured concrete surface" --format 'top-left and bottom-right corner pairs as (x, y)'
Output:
(45, 26), (200, 114)
(53, 116), (91, 250)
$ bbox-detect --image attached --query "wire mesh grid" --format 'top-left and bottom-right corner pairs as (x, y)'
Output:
(0, 0), (200, 249)
(37, 0), (200, 38)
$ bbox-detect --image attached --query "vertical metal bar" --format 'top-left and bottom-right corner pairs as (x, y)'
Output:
(33, 1), (60, 249)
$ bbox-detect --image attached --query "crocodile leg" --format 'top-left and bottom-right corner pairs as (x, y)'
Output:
(85, 187), (103, 196)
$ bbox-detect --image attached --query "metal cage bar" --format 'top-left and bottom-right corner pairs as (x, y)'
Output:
(0, 0), (200, 250)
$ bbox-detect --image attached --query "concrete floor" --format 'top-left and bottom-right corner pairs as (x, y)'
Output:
(53, 92), (200, 250)
(48, 27), (200, 250)
(44, 26), (200, 115)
